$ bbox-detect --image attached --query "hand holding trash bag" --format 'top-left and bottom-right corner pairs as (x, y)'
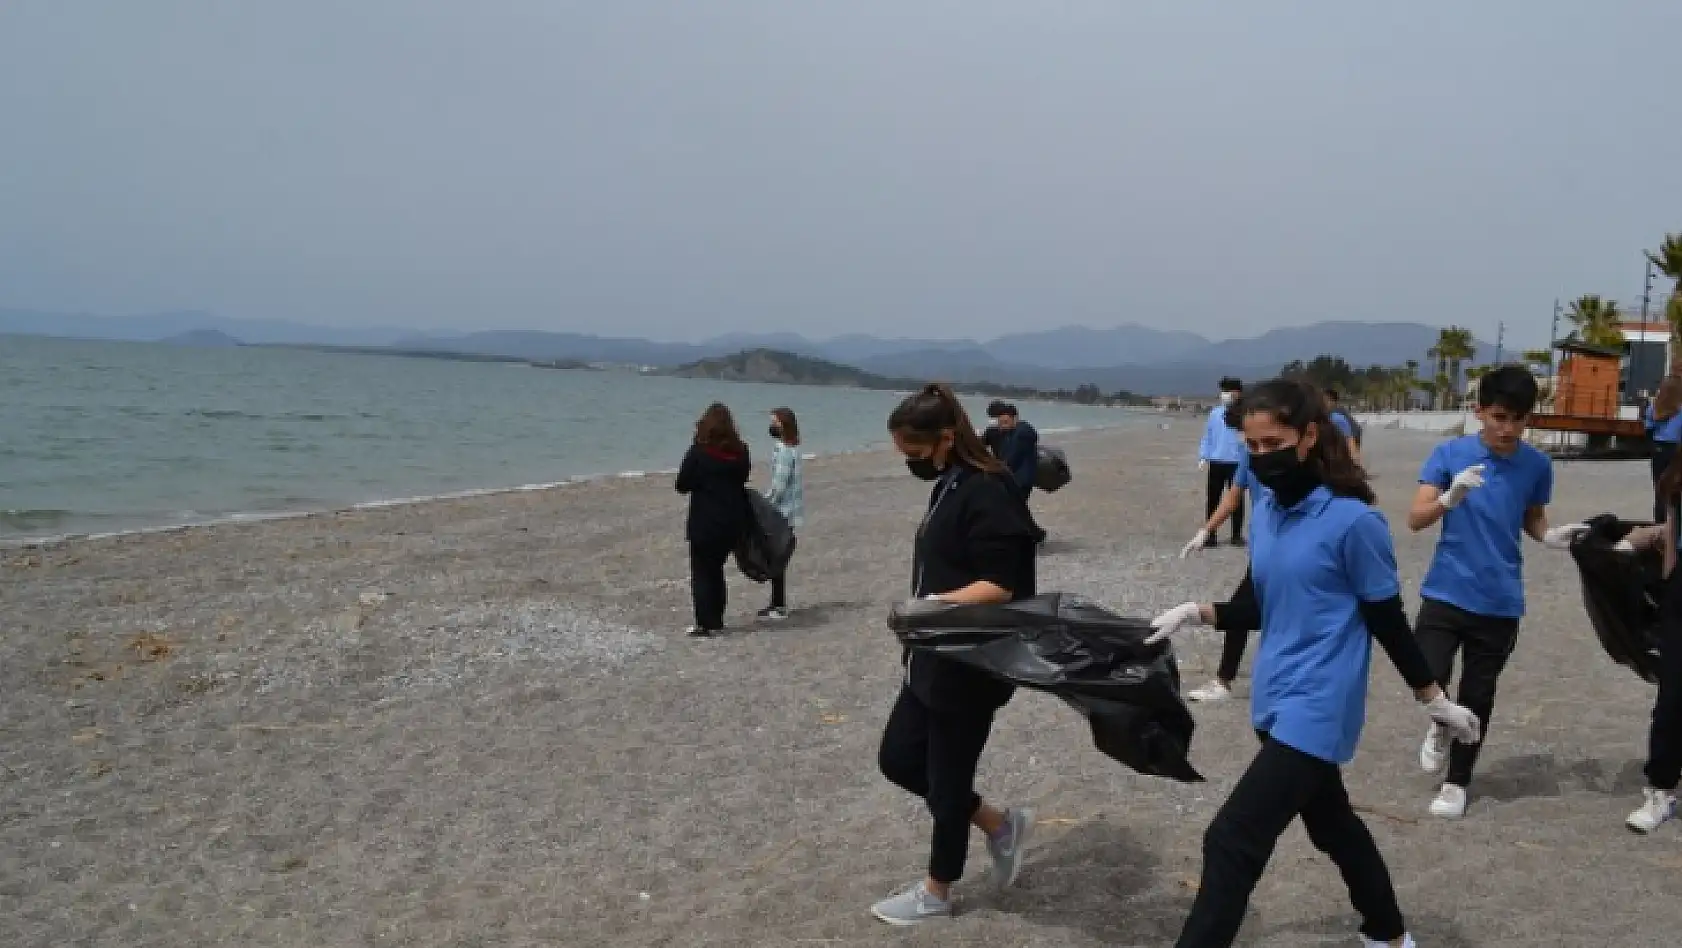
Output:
(1423, 693), (1481, 744)
(1543, 523), (1591, 551)
(1146, 602), (1208, 645)
(1438, 464), (1485, 510)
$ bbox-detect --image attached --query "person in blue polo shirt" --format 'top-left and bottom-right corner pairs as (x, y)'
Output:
(1150, 378), (1479, 948)
(1407, 365), (1578, 820)
(1645, 376), (1682, 523)
(1179, 430), (1264, 703)
(1196, 377), (1247, 548)
(1325, 386), (1364, 465)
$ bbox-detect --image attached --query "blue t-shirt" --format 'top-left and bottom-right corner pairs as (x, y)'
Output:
(1249, 485), (1399, 765)
(1330, 412), (1354, 438)
(1419, 435), (1553, 618)
(1199, 405), (1244, 464)
(1646, 404), (1682, 444)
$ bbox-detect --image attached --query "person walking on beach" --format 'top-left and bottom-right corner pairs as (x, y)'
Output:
(1555, 450), (1682, 833)
(1196, 378), (1246, 548)
(1407, 365), (1577, 819)
(1147, 378), (1480, 948)
(871, 383), (1039, 926)
(759, 407), (804, 621)
(983, 401), (1048, 544)
(1180, 410), (1260, 703)
(674, 403), (751, 638)
(1645, 376), (1682, 523)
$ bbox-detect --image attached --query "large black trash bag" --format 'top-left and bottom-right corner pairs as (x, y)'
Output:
(1569, 514), (1662, 683)
(1034, 446), (1072, 493)
(734, 491), (797, 584)
(889, 593), (1203, 782)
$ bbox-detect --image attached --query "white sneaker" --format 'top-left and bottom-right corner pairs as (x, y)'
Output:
(1626, 788), (1677, 834)
(1428, 783), (1467, 819)
(1418, 724), (1448, 774)
(1187, 680), (1232, 702)
(1362, 934), (1416, 948)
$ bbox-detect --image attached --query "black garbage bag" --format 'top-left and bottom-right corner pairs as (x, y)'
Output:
(889, 593), (1203, 782)
(1569, 514), (1662, 683)
(734, 491), (797, 584)
(1034, 446), (1071, 493)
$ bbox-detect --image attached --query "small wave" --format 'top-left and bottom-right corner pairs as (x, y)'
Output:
(0, 508), (75, 530)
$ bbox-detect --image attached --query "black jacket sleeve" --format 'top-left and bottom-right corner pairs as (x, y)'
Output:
(961, 475), (1036, 593)
(1358, 595), (1435, 691)
(1212, 568), (1260, 632)
(674, 445), (698, 494)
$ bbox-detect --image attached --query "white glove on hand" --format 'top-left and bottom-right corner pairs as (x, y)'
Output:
(1198, 460), (1209, 472)
(1424, 694), (1481, 745)
(1542, 523), (1589, 551)
(1180, 529), (1211, 559)
(1437, 464), (1486, 510)
(1613, 538), (1638, 553)
(1146, 602), (1205, 646)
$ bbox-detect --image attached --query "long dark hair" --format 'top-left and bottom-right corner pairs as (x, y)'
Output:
(1656, 375), (1682, 423)
(1238, 378), (1374, 504)
(1659, 447), (1682, 509)
(694, 402), (746, 454)
(887, 383), (1006, 475)
(771, 406), (801, 446)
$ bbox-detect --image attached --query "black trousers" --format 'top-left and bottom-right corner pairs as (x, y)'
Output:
(688, 537), (733, 631)
(1653, 443), (1678, 524)
(1216, 628), (1249, 683)
(1205, 462), (1244, 540)
(878, 685), (997, 884)
(1175, 734), (1406, 947)
(1648, 570), (1682, 791)
(1415, 597), (1520, 788)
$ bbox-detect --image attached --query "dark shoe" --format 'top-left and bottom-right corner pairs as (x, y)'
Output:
(1203, 535), (1219, 548)
(686, 625), (716, 638)
(1230, 536), (1246, 548)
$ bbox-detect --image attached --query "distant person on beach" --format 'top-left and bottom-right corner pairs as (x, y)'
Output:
(983, 401), (1048, 544)
(871, 383), (1038, 926)
(1326, 387), (1364, 464)
(759, 407), (804, 621)
(1148, 378), (1479, 948)
(674, 403), (751, 638)
(1407, 365), (1575, 819)
(1645, 376), (1682, 523)
(1196, 378), (1247, 548)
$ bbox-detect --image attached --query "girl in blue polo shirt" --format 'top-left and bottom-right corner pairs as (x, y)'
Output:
(1149, 379), (1480, 948)
(1645, 376), (1682, 523)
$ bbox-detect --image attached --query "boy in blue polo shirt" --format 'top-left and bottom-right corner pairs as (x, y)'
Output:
(1407, 365), (1577, 819)
(1197, 377), (1247, 548)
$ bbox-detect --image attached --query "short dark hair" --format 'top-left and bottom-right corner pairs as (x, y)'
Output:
(1476, 365), (1539, 416)
(1325, 387), (1341, 402)
(1218, 377), (1243, 393)
(985, 400), (1009, 418)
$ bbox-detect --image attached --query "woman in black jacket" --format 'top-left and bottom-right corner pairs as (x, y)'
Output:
(870, 383), (1040, 927)
(674, 403), (751, 637)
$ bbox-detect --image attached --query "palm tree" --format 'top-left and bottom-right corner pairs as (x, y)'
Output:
(1565, 295), (1627, 349)
(1649, 234), (1682, 374)
(1426, 343), (1447, 409)
(1432, 326), (1476, 409)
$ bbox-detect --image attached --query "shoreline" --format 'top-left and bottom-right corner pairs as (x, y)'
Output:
(1, 422), (1112, 550)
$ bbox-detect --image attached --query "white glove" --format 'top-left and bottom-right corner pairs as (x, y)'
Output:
(1424, 694), (1481, 745)
(1613, 538), (1638, 553)
(1542, 523), (1589, 551)
(1180, 529), (1211, 558)
(1437, 464), (1486, 510)
(1146, 602), (1205, 646)
(1198, 459), (1209, 472)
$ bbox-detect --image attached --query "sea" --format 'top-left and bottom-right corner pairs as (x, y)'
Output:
(0, 334), (1144, 543)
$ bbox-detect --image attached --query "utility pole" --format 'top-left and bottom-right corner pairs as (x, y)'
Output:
(1494, 321), (1505, 365)
(1636, 257), (1657, 399)
(1549, 298), (1561, 386)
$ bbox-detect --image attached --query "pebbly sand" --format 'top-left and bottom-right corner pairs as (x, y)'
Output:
(1, 420), (1673, 947)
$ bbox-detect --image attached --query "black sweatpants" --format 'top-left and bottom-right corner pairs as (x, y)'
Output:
(1653, 443), (1678, 524)
(1647, 570), (1682, 791)
(1415, 597), (1520, 788)
(1216, 628), (1249, 683)
(688, 537), (733, 631)
(878, 685), (997, 884)
(1205, 461), (1244, 541)
(1175, 734), (1406, 947)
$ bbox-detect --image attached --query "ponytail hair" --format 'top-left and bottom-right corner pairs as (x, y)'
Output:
(1237, 378), (1374, 504)
(887, 383), (1007, 475)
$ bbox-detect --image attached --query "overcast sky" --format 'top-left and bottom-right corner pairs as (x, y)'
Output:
(1, 2), (1677, 344)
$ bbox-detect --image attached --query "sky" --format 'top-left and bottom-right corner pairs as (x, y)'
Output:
(1, 1), (1677, 345)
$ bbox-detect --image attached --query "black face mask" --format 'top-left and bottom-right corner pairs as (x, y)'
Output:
(905, 456), (942, 481)
(768, 425), (782, 440)
(1248, 444), (1321, 508)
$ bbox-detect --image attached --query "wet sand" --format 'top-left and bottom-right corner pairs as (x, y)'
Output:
(0, 420), (1668, 947)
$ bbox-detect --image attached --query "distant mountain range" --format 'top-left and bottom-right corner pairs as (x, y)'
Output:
(0, 307), (1495, 396)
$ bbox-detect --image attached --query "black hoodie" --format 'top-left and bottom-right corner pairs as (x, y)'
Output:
(675, 443), (752, 545)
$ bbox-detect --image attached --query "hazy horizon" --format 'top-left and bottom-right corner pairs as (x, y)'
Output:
(3, 2), (1677, 346)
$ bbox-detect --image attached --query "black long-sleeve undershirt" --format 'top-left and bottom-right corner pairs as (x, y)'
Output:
(1211, 567), (1435, 691)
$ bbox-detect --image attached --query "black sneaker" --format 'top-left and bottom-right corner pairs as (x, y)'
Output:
(1203, 535), (1219, 548)
(1230, 536), (1246, 548)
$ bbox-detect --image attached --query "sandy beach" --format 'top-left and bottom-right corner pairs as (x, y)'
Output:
(1, 420), (1671, 947)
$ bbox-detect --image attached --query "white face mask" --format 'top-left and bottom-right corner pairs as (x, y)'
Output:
(1219, 391), (1235, 404)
